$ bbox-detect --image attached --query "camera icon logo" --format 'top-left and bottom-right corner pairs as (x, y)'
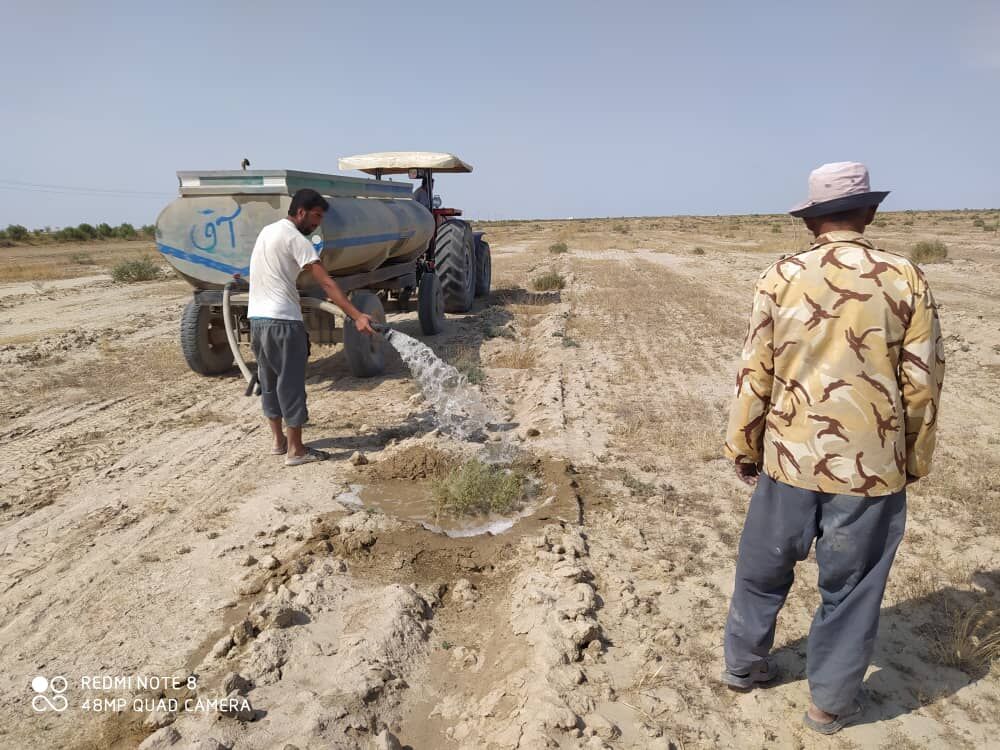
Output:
(31, 675), (68, 712)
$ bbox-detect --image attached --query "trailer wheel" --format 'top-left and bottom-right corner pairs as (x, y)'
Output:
(397, 286), (413, 313)
(435, 219), (475, 312)
(475, 239), (492, 297)
(180, 300), (234, 375)
(343, 290), (387, 377)
(418, 271), (446, 335)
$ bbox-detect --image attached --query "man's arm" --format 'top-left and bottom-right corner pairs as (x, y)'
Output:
(900, 276), (944, 480)
(307, 261), (375, 335)
(724, 280), (775, 483)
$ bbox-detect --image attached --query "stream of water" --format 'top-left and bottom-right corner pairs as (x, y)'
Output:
(382, 329), (499, 441)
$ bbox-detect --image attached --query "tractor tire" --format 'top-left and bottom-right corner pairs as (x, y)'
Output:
(343, 290), (387, 377)
(418, 271), (446, 335)
(435, 219), (476, 313)
(475, 239), (492, 297)
(180, 300), (234, 375)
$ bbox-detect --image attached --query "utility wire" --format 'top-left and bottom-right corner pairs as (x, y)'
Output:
(0, 179), (175, 198)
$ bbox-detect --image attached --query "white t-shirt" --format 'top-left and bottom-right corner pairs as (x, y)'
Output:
(247, 218), (321, 321)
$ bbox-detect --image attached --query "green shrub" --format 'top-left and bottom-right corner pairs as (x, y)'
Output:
(973, 217), (986, 228)
(77, 223), (98, 239)
(97, 222), (114, 238)
(6, 224), (28, 242)
(140, 224), (156, 238)
(910, 239), (948, 264)
(531, 271), (566, 291)
(115, 223), (137, 240)
(549, 241), (568, 254)
(432, 459), (525, 517)
(111, 257), (161, 283)
(56, 227), (88, 242)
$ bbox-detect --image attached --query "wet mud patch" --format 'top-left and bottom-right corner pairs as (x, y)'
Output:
(363, 444), (456, 481)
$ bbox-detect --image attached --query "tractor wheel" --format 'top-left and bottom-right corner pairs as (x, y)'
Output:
(180, 300), (234, 375)
(435, 219), (475, 313)
(343, 290), (387, 377)
(475, 239), (492, 297)
(418, 271), (446, 335)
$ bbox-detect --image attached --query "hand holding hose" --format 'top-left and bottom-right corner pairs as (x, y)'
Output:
(352, 313), (376, 336)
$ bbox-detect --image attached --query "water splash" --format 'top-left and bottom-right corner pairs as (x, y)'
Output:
(383, 330), (498, 440)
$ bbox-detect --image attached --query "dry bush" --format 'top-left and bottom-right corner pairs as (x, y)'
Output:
(531, 271), (566, 292)
(549, 242), (568, 254)
(111, 257), (161, 283)
(611, 404), (648, 439)
(926, 602), (1000, 675)
(910, 239), (948, 264)
(490, 344), (536, 369)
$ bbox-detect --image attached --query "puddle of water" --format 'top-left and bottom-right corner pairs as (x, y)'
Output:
(335, 480), (553, 538)
(383, 329), (499, 440)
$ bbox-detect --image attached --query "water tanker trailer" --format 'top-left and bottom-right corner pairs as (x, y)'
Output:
(155, 152), (490, 381)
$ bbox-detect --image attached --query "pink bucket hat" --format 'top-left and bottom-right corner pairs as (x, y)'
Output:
(789, 161), (890, 218)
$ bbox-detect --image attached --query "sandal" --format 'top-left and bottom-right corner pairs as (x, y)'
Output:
(803, 701), (863, 735)
(271, 439), (288, 455)
(720, 659), (778, 691)
(284, 447), (330, 467)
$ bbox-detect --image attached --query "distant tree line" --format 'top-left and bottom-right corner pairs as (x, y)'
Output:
(0, 222), (156, 245)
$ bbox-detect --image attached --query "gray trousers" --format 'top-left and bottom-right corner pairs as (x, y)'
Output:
(250, 318), (309, 428)
(724, 473), (906, 714)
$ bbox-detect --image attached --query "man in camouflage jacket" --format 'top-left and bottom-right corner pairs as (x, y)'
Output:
(720, 162), (945, 734)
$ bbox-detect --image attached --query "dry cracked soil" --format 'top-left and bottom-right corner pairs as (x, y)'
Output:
(1, 213), (999, 749)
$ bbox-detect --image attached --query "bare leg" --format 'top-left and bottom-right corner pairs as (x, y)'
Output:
(287, 425), (306, 458)
(267, 417), (286, 452)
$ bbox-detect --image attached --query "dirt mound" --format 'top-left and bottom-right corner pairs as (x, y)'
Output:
(365, 445), (458, 481)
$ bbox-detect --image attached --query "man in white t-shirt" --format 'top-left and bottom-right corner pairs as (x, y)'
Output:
(248, 188), (375, 466)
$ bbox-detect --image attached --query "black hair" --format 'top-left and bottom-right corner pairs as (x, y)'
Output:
(288, 188), (330, 215)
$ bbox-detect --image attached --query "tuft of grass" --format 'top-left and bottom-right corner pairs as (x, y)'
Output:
(432, 459), (525, 517)
(490, 343), (536, 369)
(910, 239), (948, 265)
(928, 603), (1000, 675)
(531, 271), (566, 292)
(549, 241), (568, 254)
(111, 257), (161, 283)
(447, 346), (484, 384)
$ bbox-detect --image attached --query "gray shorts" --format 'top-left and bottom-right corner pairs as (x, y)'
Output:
(250, 318), (309, 427)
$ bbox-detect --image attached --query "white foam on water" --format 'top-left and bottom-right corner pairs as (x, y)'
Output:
(383, 330), (498, 440)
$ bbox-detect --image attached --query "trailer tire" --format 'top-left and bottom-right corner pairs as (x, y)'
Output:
(435, 219), (475, 312)
(343, 290), (387, 378)
(474, 239), (491, 297)
(180, 300), (234, 375)
(418, 271), (446, 335)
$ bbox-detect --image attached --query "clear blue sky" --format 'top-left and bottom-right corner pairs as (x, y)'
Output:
(1, 1), (997, 228)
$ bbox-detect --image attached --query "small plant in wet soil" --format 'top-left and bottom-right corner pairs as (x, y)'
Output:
(432, 459), (526, 517)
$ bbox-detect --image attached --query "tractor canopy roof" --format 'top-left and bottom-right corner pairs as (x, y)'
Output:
(338, 151), (473, 175)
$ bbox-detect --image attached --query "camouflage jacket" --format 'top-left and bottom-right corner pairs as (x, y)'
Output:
(724, 231), (945, 497)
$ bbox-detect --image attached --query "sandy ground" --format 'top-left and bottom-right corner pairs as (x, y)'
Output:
(1, 213), (998, 750)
